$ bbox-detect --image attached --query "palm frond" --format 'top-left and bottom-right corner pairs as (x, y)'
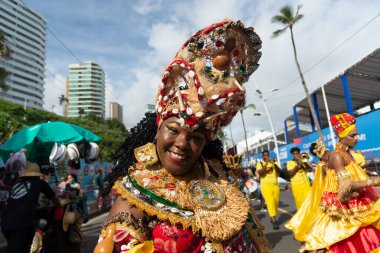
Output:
(295, 5), (303, 16)
(294, 13), (304, 23)
(280, 5), (293, 19)
(294, 5), (304, 23)
(271, 15), (290, 24)
(272, 26), (289, 38)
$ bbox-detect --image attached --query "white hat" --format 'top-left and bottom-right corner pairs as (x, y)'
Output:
(67, 143), (80, 161)
(87, 142), (99, 160)
(49, 143), (67, 165)
(55, 144), (67, 164)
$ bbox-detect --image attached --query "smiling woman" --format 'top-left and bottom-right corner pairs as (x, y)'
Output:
(156, 117), (207, 176)
(94, 19), (270, 253)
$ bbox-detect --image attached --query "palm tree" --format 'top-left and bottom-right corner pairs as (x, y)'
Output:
(271, 5), (324, 141)
(58, 94), (68, 117)
(240, 103), (256, 157)
(0, 29), (10, 96)
(78, 108), (85, 118)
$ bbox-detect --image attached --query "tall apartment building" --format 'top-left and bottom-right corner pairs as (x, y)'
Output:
(109, 102), (123, 122)
(0, 0), (46, 109)
(67, 61), (105, 118)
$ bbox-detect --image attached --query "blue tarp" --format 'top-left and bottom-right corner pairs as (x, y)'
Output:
(243, 109), (380, 167)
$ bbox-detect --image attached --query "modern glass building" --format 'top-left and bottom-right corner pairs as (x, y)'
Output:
(67, 61), (105, 118)
(0, 0), (46, 109)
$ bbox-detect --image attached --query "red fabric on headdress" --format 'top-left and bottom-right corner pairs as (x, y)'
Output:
(330, 113), (356, 138)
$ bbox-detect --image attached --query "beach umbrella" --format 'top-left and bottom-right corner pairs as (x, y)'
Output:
(0, 121), (101, 164)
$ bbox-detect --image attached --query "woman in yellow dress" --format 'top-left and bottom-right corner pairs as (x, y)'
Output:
(286, 113), (380, 253)
(93, 19), (271, 253)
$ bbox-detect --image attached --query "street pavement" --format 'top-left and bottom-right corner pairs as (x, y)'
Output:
(81, 189), (301, 253)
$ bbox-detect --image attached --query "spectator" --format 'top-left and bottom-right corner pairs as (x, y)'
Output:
(94, 169), (104, 210)
(94, 169), (104, 193)
(0, 162), (61, 253)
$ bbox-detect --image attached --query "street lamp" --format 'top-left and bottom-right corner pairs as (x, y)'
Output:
(50, 104), (55, 113)
(255, 88), (281, 166)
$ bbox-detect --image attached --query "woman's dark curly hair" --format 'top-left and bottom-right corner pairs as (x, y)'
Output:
(102, 112), (225, 196)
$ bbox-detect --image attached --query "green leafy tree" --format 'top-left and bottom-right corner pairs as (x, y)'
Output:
(78, 108), (85, 118)
(272, 5), (324, 141)
(239, 103), (256, 156)
(0, 29), (11, 95)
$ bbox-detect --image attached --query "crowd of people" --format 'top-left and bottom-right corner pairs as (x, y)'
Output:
(0, 18), (379, 253)
(0, 151), (105, 252)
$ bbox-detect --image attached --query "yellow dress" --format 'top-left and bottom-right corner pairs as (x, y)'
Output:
(285, 149), (380, 252)
(256, 161), (280, 217)
(287, 160), (311, 210)
(351, 150), (366, 167)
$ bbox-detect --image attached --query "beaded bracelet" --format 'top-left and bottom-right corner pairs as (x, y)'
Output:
(102, 211), (145, 232)
(367, 178), (380, 187)
(336, 170), (351, 181)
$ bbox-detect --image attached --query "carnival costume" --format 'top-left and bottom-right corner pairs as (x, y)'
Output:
(94, 20), (271, 253)
(286, 113), (380, 253)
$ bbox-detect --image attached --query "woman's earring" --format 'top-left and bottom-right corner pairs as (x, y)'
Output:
(134, 143), (158, 165)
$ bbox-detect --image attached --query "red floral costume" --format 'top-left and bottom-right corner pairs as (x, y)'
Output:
(286, 146), (380, 253)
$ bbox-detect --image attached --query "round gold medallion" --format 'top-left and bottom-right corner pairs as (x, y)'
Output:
(188, 180), (226, 211)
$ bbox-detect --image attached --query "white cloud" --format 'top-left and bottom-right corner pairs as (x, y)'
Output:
(43, 64), (67, 116)
(26, 0), (380, 144)
(132, 0), (163, 15)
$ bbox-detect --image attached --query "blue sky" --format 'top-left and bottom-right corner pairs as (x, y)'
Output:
(24, 0), (380, 144)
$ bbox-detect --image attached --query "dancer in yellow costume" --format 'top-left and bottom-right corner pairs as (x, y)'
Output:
(286, 113), (380, 253)
(285, 139), (330, 252)
(287, 147), (311, 210)
(256, 150), (281, 229)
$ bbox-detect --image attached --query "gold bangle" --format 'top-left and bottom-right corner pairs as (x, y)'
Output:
(336, 170), (351, 181)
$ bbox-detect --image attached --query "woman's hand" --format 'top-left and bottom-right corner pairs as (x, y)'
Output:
(367, 177), (380, 187)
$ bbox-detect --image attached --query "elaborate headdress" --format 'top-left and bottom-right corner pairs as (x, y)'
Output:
(312, 138), (328, 158)
(155, 19), (262, 140)
(330, 113), (356, 138)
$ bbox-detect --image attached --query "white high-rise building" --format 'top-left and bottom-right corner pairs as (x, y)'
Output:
(67, 61), (105, 118)
(0, 0), (47, 109)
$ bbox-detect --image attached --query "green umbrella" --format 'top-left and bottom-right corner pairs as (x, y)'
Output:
(0, 121), (101, 164)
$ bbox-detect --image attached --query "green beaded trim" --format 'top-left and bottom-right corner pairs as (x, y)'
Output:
(129, 176), (191, 211)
